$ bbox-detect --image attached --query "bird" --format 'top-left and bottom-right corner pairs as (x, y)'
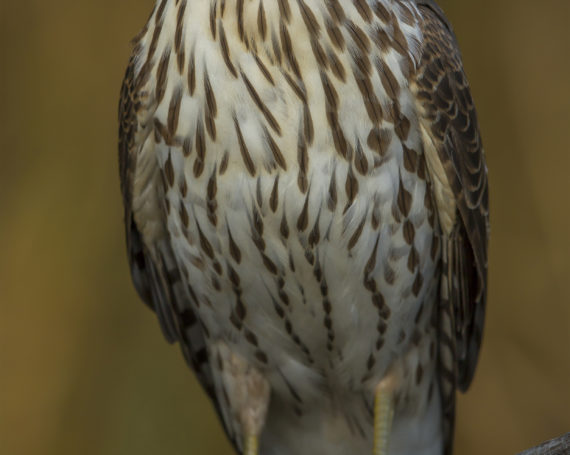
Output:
(118, 0), (489, 454)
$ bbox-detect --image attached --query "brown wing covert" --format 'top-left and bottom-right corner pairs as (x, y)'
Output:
(414, 1), (490, 452)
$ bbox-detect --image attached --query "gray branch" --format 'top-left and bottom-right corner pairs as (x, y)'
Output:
(517, 433), (570, 455)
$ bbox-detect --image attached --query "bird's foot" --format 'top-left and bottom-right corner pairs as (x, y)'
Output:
(212, 342), (270, 455)
(238, 366), (270, 455)
(243, 434), (259, 455)
(373, 373), (397, 455)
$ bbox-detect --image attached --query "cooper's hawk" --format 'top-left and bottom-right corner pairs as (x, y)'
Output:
(119, 1), (489, 454)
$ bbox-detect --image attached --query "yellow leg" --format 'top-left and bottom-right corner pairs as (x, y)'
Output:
(243, 434), (259, 455)
(373, 381), (394, 455)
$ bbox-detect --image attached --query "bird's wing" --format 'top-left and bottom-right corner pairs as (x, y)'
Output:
(119, 54), (215, 398)
(413, 1), (489, 451)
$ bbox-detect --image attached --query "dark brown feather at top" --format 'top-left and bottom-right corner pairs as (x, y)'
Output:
(414, 1), (489, 453)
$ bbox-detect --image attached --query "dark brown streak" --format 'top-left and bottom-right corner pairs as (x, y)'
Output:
(156, 0), (168, 25)
(328, 167), (338, 211)
(326, 0), (346, 23)
(258, 0), (267, 40)
(280, 211), (290, 239)
(218, 22), (238, 78)
(278, 0), (291, 23)
(280, 20), (302, 78)
(297, 191), (310, 232)
(345, 20), (370, 53)
(327, 49), (346, 82)
(270, 175), (280, 212)
(297, 136), (309, 193)
(227, 225), (242, 263)
(264, 126), (287, 170)
(254, 54), (275, 85)
(207, 168), (218, 226)
(320, 71), (338, 110)
(155, 50), (170, 104)
(153, 118), (168, 144)
(354, 140), (369, 175)
(309, 212), (320, 247)
(188, 47), (196, 95)
(364, 235), (380, 277)
(256, 177), (263, 209)
(303, 104), (314, 145)
(348, 214), (367, 250)
(345, 166), (358, 211)
(196, 221), (214, 259)
(310, 39), (328, 70)
(210, 0), (217, 39)
(367, 126), (390, 156)
(397, 174), (412, 217)
(183, 136), (192, 157)
(403, 219), (415, 245)
(241, 71), (282, 135)
(147, 19), (162, 64)
(219, 150), (229, 174)
(391, 16), (409, 57)
(283, 72), (307, 103)
(234, 116), (256, 176)
(271, 31), (283, 65)
(175, 0), (187, 72)
(352, 0), (372, 23)
(407, 246), (419, 272)
(354, 70), (382, 124)
(194, 118), (206, 177)
(327, 109), (348, 158)
(298, 132), (309, 174)
(204, 68), (218, 140)
(236, 0), (245, 41)
(297, 0), (321, 36)
(164, 151), (175, 187)
(325, 19), (345, 51)
(261, 253), (278, 275)
(403, 144), (418, 173)
(179, 201), (189, 228)
(167, 87), (182, 138)
(378, 60), (400, 100)
(372, 2), (390, 23)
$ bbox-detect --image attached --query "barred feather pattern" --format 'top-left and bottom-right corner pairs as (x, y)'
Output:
(119, 1), (488, 454)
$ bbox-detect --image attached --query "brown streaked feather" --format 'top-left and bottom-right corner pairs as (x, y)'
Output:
(118, 54), (216, 403)
(119, 57), (178, 342)
(414, 1), (489, 453)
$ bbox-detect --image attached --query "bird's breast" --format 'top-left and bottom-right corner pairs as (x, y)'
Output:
(133, 0), (440, 395)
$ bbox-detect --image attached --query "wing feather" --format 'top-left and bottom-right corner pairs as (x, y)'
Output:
(118, 53), (216, 398)
(119, 56), (179, 342)
(414, 2), (489, 452)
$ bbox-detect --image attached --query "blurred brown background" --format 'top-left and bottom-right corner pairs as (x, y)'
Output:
(1, 1), (569, 454)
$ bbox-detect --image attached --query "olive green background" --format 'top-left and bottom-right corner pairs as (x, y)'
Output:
(1, 1), (569, 454)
